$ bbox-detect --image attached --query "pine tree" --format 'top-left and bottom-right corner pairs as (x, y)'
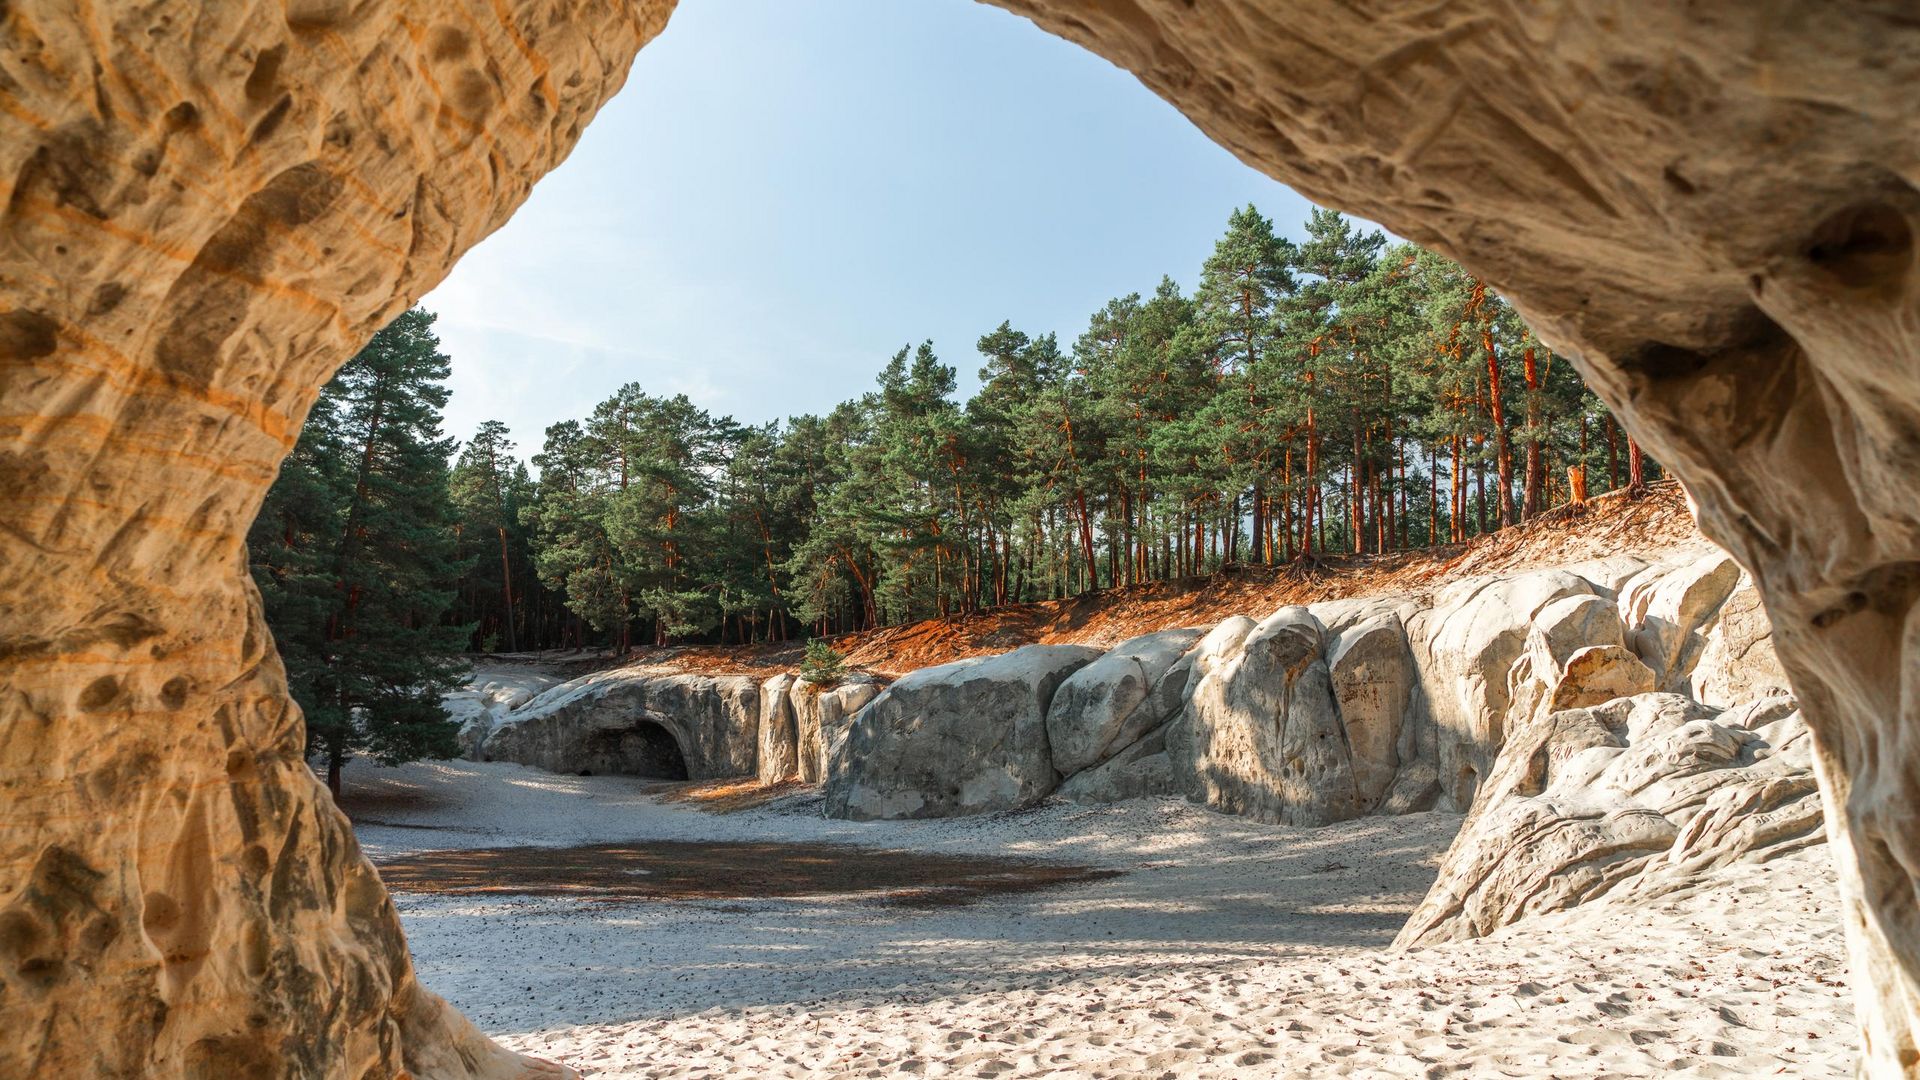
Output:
(451, 420), (536, 651)
(424, 206), (1645, 647)
(253, 308), (469, 797)
(526, 419), (627, 647)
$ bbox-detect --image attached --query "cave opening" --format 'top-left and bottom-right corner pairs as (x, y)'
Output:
(578, 721), (690, 780)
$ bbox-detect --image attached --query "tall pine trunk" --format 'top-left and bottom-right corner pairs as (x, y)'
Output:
(1352, 419), (1366, 555)
(1607, 415), (1621, 490)
(1302, 408), (1319, 557)
(495, 525), (517, 652)
(1481, 313), (1515, 528)
(1521, 345), (1545, 519)
(1251, 479), (1266, 564)
(1429, 442), (1441, 545)
(326, 740), (344, 800)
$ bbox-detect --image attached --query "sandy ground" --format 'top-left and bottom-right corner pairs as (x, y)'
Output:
(345, 758), (1854, 1078)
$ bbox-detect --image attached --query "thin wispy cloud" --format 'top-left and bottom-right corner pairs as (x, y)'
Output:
(424, 0), (1315, 457)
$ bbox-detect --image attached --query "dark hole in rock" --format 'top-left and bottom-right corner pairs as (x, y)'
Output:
(1807, 201), (1913, 291)
(579, 721), (689, 780)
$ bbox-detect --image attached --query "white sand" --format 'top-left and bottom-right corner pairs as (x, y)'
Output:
(346, 760), (1854, 1078)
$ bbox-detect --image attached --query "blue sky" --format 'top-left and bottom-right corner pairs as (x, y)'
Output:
(424, 0), (1336, 456)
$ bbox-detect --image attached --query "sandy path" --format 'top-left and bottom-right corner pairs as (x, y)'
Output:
(345, 760), (1853, 1078)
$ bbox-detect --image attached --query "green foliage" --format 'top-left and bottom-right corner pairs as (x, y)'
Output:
(799, 639), (848, 686)
(249, 308), (470, 794)
(477, 206), (1656, 651)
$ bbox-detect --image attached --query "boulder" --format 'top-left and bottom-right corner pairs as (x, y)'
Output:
(1183, 615), (1260, 693)
(1528, 594), (1627, 679)
(1622, 550), (1741, 691)
(1504, 593), (1630, 730)
(1056, 722), (1178, 803)
(823, 644), (1102, 820)
(1692, 576), (1792, 709)
(756, 673), (799, 784)
(1326, 614), (1416, 810)
(1547, 644), (1658, 711)
(1557, 555), (1655, 594)
(794, 676), (881, 784)
(1045, 627), (1204, 776)
(446, 666), (566, 757)
(1396, 692), (1823, 948)
(1415, 569), (1597, 808)
(1177, 608), (1360, 826)
(1375, 758), (1443, 816)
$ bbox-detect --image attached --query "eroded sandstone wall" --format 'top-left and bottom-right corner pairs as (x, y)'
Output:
(977, 3), (1920, 1069)
(474, 669), (760, 780)
(7, 0), (1920, 1074)
(0, 2), (673, 1077)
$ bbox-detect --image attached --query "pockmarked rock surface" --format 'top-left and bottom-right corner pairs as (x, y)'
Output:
(973, 3), (1920, 1066)
(0, 2), (673, 1077)
(824, 645), (1102, 820)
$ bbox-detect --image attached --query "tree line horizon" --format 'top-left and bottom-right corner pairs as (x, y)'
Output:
(459, 205), (1654, 652)
(251, 204), (1658, 784)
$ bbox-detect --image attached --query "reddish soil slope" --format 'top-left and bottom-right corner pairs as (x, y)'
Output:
(602, 481), (1700, 680)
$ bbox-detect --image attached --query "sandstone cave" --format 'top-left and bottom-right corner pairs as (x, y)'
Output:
(577, 722), (690, 781)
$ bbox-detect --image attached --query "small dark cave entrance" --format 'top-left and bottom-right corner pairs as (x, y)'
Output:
(578, 721), (690, 780)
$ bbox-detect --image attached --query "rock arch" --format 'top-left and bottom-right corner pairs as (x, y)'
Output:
(578, 719), (690, 781)
(0, 1), (1915, 1076)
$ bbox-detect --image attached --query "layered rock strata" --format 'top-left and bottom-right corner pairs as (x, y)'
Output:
(1397, 690), (1823, 948)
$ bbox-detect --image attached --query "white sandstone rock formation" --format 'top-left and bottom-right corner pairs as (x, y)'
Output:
(794, 676), (881, 785)
(1396, 690), (1823, 947)
(1326, 612), (1419, 810)
(799, 545), (1819, 962)
(1691, 574), (1793, 709)
(1619, 550), (1742, 693)
(1175, 607), (1359, 826)
(756, 673), (800, 784)
(1055, 720), (1180, 804)
(476, 669), (759, 780)
(823, 644), (1103, 820)
(1044, 627), (1204, 777)
(1546, 644), (1658, 712)
(1411, 569), (1599, 809)
(819, 548), (1801, 838)
(449, 666), (566, 758)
